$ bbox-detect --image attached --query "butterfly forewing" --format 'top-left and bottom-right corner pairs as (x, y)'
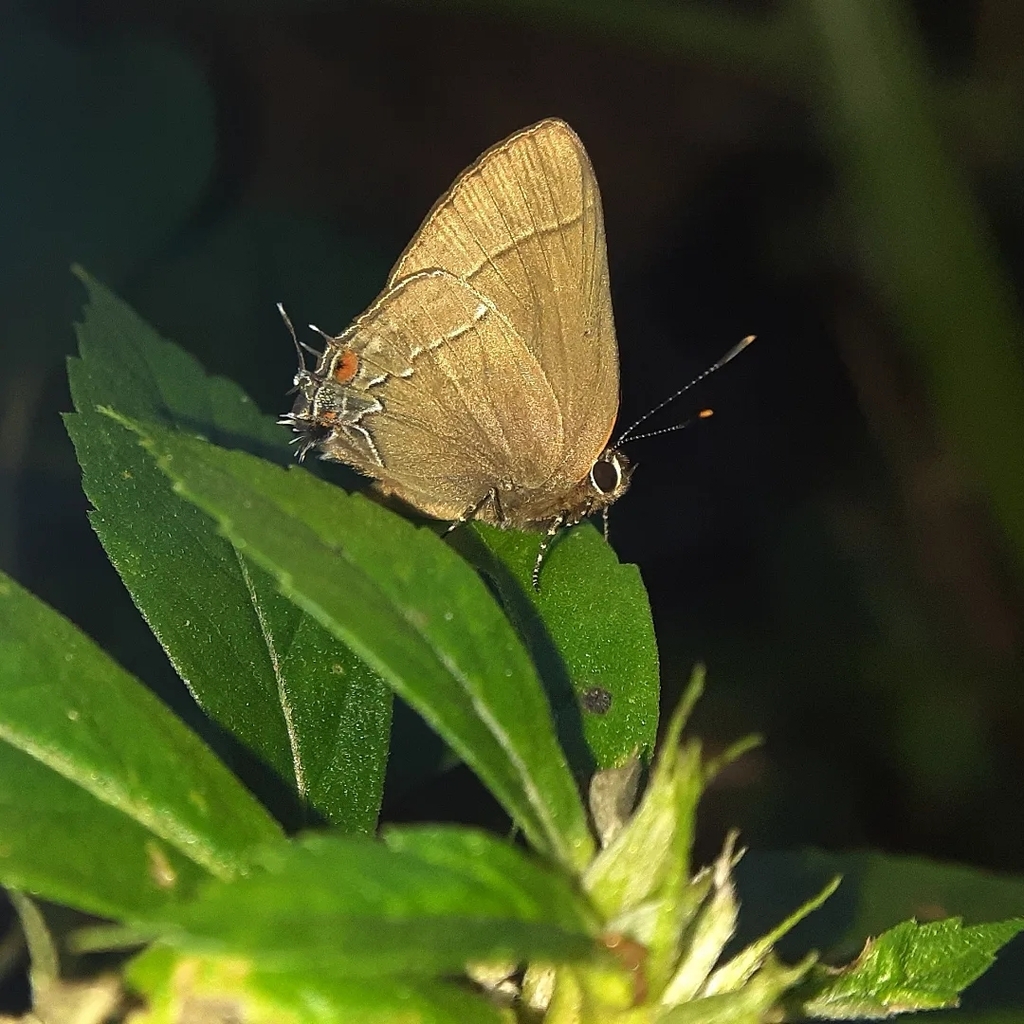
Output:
(387, 119), (620, 494)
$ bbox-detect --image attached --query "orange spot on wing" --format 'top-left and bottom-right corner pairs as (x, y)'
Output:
(332, 350), (360, 383)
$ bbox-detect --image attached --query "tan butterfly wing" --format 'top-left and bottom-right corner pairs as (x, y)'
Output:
(321, 269), (565, 520)
(386, 118), (620, 493)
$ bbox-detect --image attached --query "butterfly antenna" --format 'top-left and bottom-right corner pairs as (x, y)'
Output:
(277, 303), (308, 371)
(620, 409), (714, 445)
(307, 322), (338, 353)
(615, 334), (755, 447)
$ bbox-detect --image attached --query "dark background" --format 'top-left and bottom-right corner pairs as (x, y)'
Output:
(2, 0), (1024, 882)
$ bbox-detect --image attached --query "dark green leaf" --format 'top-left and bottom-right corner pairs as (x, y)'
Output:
(107, 414), (595, 871)
(454, 522), (659, 774)
(66, 268), (391, 832)
(799, 917), (1024, 1018)
(0, 571), (281, 897)
(154, 828), (599, 976)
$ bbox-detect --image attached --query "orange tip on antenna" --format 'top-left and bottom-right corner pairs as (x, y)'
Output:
(699, 408), (714, 419)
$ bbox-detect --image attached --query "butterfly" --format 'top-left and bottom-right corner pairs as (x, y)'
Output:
(281, 119), (628, 583)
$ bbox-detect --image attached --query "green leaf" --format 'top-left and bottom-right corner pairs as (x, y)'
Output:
(151, 828), (599, 977)
(799, 917), (1024, 1018)
(454, 521), (660, 774)
(106, 412), (595, 871)
(127, 944), (511, 1024)
(0, 571), (281, 910)
(380, 826), (594, 927)
(65, 268), (391, 832)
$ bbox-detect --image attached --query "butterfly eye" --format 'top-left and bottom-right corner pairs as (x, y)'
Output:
(590, 456), (621, 495)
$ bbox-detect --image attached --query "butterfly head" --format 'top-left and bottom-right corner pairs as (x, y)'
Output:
(280, 363), (362, 462)
(560, 447), (632, 527)
(279, 370), (328, 461)
(277, 302), (382, 463)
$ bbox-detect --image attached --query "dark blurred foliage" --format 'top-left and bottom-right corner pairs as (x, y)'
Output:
(2, 0), (1024, 890)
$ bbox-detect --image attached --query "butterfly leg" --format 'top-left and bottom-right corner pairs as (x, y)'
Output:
(490, 487), (507, 525)
(444, 488), (502, 535)
(532, 512), (568, 591)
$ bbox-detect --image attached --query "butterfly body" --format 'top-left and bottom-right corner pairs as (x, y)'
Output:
(284, 118), (630, 534)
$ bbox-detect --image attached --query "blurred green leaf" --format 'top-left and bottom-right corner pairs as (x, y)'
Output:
(799, 917), (1024, 1018)
(454, 522), (659, 775)
(107, 411), (595, 871)
(706, 876), (840, 997)
(126, 207), (394, 414)
(0, 570), (281, 900)
(151, 828), (599, 976)
(801, 0), (1024, 575)
(0, 26), (213, 317)
(659, 955), (816, 1024)
(0, 742), (211, 920)
(736, 848), (1024, 963)
(127, 943), (510, 1024)
(66, 269), (391, 832)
